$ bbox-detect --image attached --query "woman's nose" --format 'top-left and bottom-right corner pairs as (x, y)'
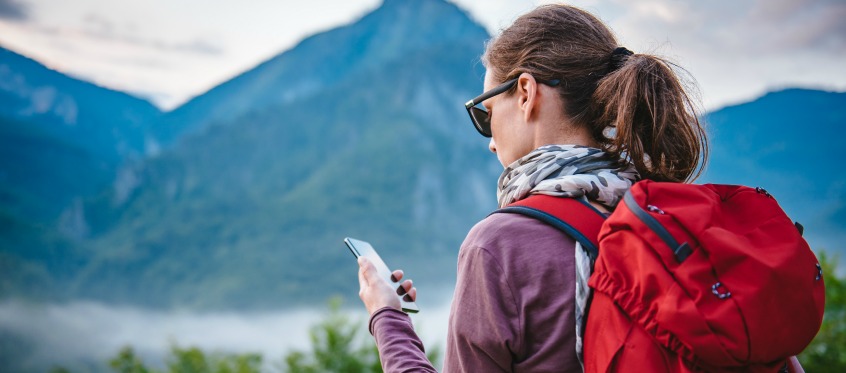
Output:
(488, 138), (497, 154)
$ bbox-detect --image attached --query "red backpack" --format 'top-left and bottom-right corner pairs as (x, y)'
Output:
(497, 180), (825, 372)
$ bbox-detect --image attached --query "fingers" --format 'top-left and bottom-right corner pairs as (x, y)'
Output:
(395, 279), (417, 302)
(405, 286), (417, 302)
(358, 258), (417, 304)
(396, 279), (412, 295)
(390, 269), (404, 282)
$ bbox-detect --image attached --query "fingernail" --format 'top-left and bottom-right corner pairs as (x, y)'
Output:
(403, 294), (414, 302)
(390, 274), (398, 282)
(396, 285), (406, 296)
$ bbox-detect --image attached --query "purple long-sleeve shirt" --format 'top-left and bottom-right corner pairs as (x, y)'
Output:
(370, 212), (580, 372)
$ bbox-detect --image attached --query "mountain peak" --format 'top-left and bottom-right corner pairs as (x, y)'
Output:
(378, 0), (460, 13)
(152, 0), (488, 147)
(366, 0), (486, 45)
(375, 0), (472, 20)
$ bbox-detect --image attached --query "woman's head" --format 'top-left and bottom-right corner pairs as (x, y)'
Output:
(481, 4), (708, 182)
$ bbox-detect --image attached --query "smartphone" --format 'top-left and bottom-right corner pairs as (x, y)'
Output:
(344, 237), (419, 314)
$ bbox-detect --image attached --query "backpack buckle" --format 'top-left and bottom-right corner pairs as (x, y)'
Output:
(816, 263), (823, 281)
(647, 205), (665, 214)
(711, 282), (731, 299)
(755, 187), (772, 198)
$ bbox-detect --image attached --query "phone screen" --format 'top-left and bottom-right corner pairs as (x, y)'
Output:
(344, 237), (419, 313)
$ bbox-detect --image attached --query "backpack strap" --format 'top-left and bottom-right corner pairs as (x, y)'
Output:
(492, 194), (606, 260)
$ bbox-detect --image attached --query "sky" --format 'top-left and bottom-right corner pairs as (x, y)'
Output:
(0, 0), (843, 111)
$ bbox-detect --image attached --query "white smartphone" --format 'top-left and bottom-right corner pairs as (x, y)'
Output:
(344, 237), (419, 314)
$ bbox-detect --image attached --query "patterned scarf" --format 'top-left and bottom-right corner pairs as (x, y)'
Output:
(496, 144), (639, 367)
(497, 144), (639, 208)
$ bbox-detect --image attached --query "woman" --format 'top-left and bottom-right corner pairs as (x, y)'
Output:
(357, 4), (706, 372)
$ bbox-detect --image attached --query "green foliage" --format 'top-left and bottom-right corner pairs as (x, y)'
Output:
(167, 346), (261, 373)
(800, 252), (846, 372)
(283, 298), (381, 373)
(106, 345), (261, 373)
(109, 347), (151, 373)
(282, 299), (440, 372)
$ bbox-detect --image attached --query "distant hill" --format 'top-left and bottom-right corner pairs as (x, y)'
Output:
(702, 88), (846, 252)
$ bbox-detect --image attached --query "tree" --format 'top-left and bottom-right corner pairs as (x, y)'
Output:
(109, 347), (151, 373)
(283, 298), (440, 372)
(799, 252), (846, 372)
(107, 346), (261, 373)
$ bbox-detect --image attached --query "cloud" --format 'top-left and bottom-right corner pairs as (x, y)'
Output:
(0, 0), (28, 21)
(82, 13), (116, 35)
(77, 13), (225, 55)
(608, 0), (845, 54)
(747, 0), (846, 51)
(23, 19), (224, 56)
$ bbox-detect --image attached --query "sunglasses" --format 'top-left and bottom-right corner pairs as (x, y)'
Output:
(464, 77), (561, 137)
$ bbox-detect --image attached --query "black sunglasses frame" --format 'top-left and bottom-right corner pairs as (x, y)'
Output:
(464, 77), (560, 138)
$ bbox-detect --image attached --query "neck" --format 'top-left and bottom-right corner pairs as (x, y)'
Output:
(533, 120), (598, 149)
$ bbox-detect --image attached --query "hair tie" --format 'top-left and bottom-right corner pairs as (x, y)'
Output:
(608, 47), (634, 73)
(612, 47), (634, 57)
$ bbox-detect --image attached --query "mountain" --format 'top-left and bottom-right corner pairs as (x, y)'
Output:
(148, 0), (489, 149)
(0, 46), (162, 222)
(0, 46), (161, 162)
(72, 0), (495, 309)
(701, 88), (846, 252)
(0, 46), (161, 303)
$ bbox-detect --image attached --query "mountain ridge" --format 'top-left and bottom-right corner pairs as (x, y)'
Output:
(0, 45), (162, 226)
(0, 45), (161, 160)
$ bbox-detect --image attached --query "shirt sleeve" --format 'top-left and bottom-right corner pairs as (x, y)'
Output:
(370, 307), (438, 373)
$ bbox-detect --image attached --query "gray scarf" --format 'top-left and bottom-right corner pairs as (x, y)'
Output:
(497, 144), (639, 208)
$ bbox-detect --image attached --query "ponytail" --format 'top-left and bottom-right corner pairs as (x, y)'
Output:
(485, 4), (708, 182)
(592, 54), (708, 182)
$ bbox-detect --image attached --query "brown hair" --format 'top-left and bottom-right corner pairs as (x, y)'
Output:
(484, 4), (708, 182)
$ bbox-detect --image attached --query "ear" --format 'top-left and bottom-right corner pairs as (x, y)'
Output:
(516, 72), (538, 123)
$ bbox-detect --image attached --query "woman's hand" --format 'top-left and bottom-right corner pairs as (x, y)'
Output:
(357, 257), (417, 315)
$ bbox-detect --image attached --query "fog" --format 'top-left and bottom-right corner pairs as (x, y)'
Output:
(0, 292), (453, 372)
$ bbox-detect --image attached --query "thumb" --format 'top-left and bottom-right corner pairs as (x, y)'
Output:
(358, 257), (377, 286)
